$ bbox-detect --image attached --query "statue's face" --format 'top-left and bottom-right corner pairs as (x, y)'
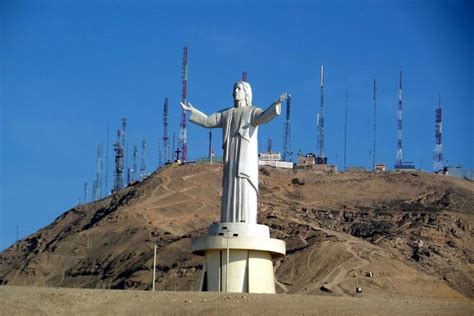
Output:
(233, 82), (246, 106)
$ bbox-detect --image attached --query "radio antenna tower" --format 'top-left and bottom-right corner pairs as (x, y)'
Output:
(344, 91), (348, 171)
(179, 46), (189, 162)
(372, 78), (377, 171)
(113, 128), (124, 191)
(242, 71), (247, 82)
(282, 94), (292, 161)
(267, 137), (272, 153)
(433, 95), (443, 172)
(395, 71), (403, 168)
(317, 65), (325, 160)
(163, 97), (170, 164)
(92, 144), (103, 201)
(140, 139), (147, 180)
(172, 132), (176, 162)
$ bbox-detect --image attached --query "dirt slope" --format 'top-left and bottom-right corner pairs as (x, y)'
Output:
(1, 163), (473, 298)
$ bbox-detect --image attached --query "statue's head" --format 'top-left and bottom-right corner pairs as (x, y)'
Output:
(233, 81), (252, 107)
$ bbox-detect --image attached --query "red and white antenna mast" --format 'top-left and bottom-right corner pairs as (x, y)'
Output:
(179, 46), (189, 161)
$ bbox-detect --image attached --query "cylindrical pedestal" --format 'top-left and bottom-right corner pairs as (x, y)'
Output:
(192, 223), (285, 293)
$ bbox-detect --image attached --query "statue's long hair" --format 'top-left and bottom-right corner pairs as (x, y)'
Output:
(234, 81), (252, 107)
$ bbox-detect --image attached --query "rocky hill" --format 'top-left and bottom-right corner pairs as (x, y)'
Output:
(1, 163), (473, 298)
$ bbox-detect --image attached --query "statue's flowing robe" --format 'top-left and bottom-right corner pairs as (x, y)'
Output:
(190, 103), (281, 224)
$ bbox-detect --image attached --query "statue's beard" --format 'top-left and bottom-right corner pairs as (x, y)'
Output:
(234, 98), (247, 107)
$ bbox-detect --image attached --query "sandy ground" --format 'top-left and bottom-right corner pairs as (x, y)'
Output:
(0, 286), (472, 316)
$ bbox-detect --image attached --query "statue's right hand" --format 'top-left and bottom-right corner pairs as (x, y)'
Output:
(181, 102), (193, 112)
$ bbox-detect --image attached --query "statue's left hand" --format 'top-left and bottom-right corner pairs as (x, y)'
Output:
(278, 93), (288, 103)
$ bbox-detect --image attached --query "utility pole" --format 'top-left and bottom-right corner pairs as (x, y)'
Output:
(152, 243), (157, 292)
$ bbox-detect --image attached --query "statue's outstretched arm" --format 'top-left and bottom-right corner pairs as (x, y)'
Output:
(182, 102), (221, 128)
(252, 93), (287, 126)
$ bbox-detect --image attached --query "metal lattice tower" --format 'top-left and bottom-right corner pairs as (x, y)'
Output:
(162, 97), (170, 164)
(282, 94), (292, 161)
(395, 71), (403, 167)
(113, 129), (124, 191)
(434, 96), (443, 172)
(140, 140), (147, 181)
(372, 78), (377, 171)
(179, 46), (189, 162)
(242, 71), (247, 82)
(92, 144), (103, 201)
(317, 65), (325, 159)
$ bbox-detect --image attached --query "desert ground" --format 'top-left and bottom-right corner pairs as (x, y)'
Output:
(1, 286), (472, 316)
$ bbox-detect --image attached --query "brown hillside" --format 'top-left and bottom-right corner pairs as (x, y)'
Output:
(1, 163), (473, 298)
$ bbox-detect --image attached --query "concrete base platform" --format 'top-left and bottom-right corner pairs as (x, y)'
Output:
(192, 223), (285, 293)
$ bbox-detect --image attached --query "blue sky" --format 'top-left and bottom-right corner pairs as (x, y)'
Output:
(1, 0), (472, 250)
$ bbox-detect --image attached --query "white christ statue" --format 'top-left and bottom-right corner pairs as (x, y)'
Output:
(182, 81), (287, 224)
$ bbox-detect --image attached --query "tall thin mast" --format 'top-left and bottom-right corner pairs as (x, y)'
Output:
(172, 132), (176, 162)
(242, 71), (247, 82)
(140, 140), (147, 180)
(179, 46), (189, 162)
(162, 97), (169, 164)
(104, 123), (109, 195)
(372, 78), (377, 171)
(209, 129), (213, 159)
(131, 145), (138, 182)
(344, 91), (348, 171)
(92, 144), (103, 201)
(282, 94), (292, 161)
(317, 65), (325, 159)
(121, 118), (127, 175)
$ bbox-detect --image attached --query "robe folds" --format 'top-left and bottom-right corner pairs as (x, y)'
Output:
(190, 102), (281, 224)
